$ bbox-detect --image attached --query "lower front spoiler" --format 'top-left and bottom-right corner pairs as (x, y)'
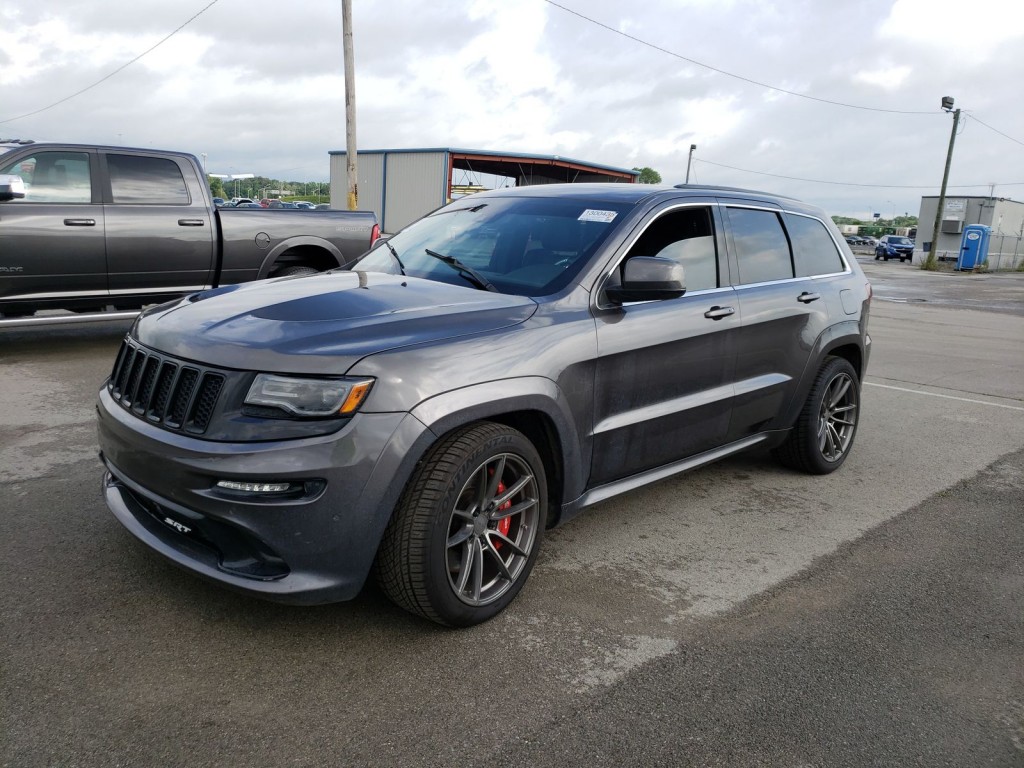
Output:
(102, 466), (362, 605)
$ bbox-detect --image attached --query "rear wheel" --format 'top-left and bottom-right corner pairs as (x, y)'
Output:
(375, 422), (546, 627)
(773, 357), (860, 475)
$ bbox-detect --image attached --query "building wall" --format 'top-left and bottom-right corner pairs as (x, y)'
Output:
(330, 151), (447, 233)
(916, 196), (1024, 268)
(329, 152), (384, 222)
(384, 151), (448, 233)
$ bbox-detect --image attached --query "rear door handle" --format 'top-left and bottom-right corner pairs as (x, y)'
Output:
(178, 219), (206, 226)
(797, 292), (821, 303)
(704, 305), (735, 320)
(63, 218), (96, 226)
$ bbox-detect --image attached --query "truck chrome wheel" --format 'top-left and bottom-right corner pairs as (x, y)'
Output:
(445, 452), (540, 607)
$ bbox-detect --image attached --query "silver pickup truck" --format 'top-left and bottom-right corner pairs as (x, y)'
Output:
(0, 140), (379, 316)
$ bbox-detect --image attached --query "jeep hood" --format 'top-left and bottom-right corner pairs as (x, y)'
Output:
(132, 271), (538, 373)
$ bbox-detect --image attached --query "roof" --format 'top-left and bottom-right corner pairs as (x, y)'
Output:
(328, 147), (639, 180)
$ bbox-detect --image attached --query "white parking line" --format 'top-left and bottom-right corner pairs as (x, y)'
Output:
(865, 382), (1024, 411)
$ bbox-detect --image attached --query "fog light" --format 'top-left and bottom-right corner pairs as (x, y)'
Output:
(215, 480), (292, 493)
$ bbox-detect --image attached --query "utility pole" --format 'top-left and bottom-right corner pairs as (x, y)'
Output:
(685, 144), (696, 184)
(925, 97), (960, 270)
(342, 0), (358, 211)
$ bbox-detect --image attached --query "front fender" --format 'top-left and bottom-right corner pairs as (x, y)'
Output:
(409, 376), (589, 526)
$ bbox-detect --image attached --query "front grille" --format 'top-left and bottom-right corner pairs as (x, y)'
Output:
(108, 339), (226, 435)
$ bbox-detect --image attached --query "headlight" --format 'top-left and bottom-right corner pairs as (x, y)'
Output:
(245, 374), (374, 417)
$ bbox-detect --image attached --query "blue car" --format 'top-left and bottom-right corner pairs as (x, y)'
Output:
(875, 235), (914, 262)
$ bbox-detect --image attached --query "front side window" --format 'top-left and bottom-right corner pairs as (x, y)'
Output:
(0, 151), (92, 203)
(354, 196), (631, 296)
(621, 206), (718, 291)
(727, 207), (794, 285)
(107, 154), (190, 204)
(785, 213), (846, 277)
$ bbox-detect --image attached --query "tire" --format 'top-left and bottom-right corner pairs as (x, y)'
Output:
(773, 356), (860, 475)
(874, 254), (881, 261)
(375, 422), (546, 627)
(274, 265), (318, 277)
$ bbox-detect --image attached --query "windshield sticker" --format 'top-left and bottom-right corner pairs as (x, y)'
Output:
(578, 209), (618, 223)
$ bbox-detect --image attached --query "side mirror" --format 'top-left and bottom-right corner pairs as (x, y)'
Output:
(605, 256), (686, 304)
(0, 174), (26, 201)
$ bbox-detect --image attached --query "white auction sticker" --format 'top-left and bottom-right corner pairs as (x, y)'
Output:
(578, 209), (618, 223)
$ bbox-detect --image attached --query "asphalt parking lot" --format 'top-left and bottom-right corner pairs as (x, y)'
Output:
(2, 261), (1023, 767)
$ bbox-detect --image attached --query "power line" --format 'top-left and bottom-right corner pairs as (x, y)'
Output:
(0, 0), (221, 125)
(966, 114), (1024, 148)
(544, 0), (936, 115)
(694, 158), (1024, 189)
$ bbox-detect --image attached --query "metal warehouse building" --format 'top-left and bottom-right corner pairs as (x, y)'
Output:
(917, 195), (1024, 270)
(328, 148), (638, 233)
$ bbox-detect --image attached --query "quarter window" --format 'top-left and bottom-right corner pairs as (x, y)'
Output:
(107, 154), (190, 204)
(0, 151), (92, 203)
(727, 207), (794, 285)
(785, 213), (846, 277)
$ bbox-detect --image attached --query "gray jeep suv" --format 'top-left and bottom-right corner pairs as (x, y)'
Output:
(97, 183), (871, 626)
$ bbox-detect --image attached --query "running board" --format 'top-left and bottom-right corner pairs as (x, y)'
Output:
(575, 434), (768, 509)
(0, 310), (140, 328)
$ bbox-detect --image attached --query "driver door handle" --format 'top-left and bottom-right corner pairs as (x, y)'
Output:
(704, 305), (735, 320)
(797, 292), (821, 303)
(63, 218), (96, 226)
(178, 219), (206, 227)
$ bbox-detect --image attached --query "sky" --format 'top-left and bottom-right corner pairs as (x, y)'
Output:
(2, 0), (1023, 220)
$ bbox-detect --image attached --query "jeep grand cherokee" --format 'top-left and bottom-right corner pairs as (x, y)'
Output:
(97, 183), (871, 626)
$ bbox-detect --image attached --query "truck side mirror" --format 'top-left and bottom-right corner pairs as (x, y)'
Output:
(0, 174), (27, 201)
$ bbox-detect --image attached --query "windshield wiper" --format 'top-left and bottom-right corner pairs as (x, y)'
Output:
(425, 248), (497, 292)
(383, 238), (406, 275)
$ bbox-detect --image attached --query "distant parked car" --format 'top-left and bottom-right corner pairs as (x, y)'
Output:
(212, 197), (225, 207)
(861, 236), (878, 247)
(236, 202), (262, 209)
(875, 235), (915, 262)
(314, 204), (331, 210)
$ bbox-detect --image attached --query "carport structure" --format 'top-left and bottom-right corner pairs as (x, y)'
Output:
(328, 147), (638, 234)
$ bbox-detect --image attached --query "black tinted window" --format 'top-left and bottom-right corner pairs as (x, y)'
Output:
(728, 208), (793, 285)
(0, 151), (91, 203)
(107, 154), (190, 204)
(785, 213), (845, 277)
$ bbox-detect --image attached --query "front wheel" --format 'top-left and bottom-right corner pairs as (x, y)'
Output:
(375, 422), (546, 627)
(773, 357), (860, 474)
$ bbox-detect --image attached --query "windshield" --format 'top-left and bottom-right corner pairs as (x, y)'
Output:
(353, 196), (631, 296)
(891, 237), (913, 245)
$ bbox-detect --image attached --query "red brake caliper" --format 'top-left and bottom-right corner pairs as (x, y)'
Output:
(493, 477), (512, 548)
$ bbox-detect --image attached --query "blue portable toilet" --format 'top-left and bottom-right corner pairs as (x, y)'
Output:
(957, 225), (991, 270)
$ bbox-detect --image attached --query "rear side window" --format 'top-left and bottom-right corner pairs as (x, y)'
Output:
(727, 207), (793, 285)
(0, 151), (92, 203)
(107, 154), (190, 204)
(785, 213), (846, 277)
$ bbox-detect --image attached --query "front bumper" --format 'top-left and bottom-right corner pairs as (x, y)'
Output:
(97, 385), (434, 604)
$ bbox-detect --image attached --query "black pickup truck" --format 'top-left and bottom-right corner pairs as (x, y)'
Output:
(0, 141), (379, 316)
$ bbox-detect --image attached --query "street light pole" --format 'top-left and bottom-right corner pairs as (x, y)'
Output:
(685, 144), (697, 184)
(925, 97), (961, 269)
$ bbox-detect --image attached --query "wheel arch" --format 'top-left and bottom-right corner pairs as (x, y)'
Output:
(257, 237), (346, 278)
(408, 378), (587, 528)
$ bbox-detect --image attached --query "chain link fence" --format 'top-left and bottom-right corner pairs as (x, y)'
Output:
(986, 233), (1024, 271)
